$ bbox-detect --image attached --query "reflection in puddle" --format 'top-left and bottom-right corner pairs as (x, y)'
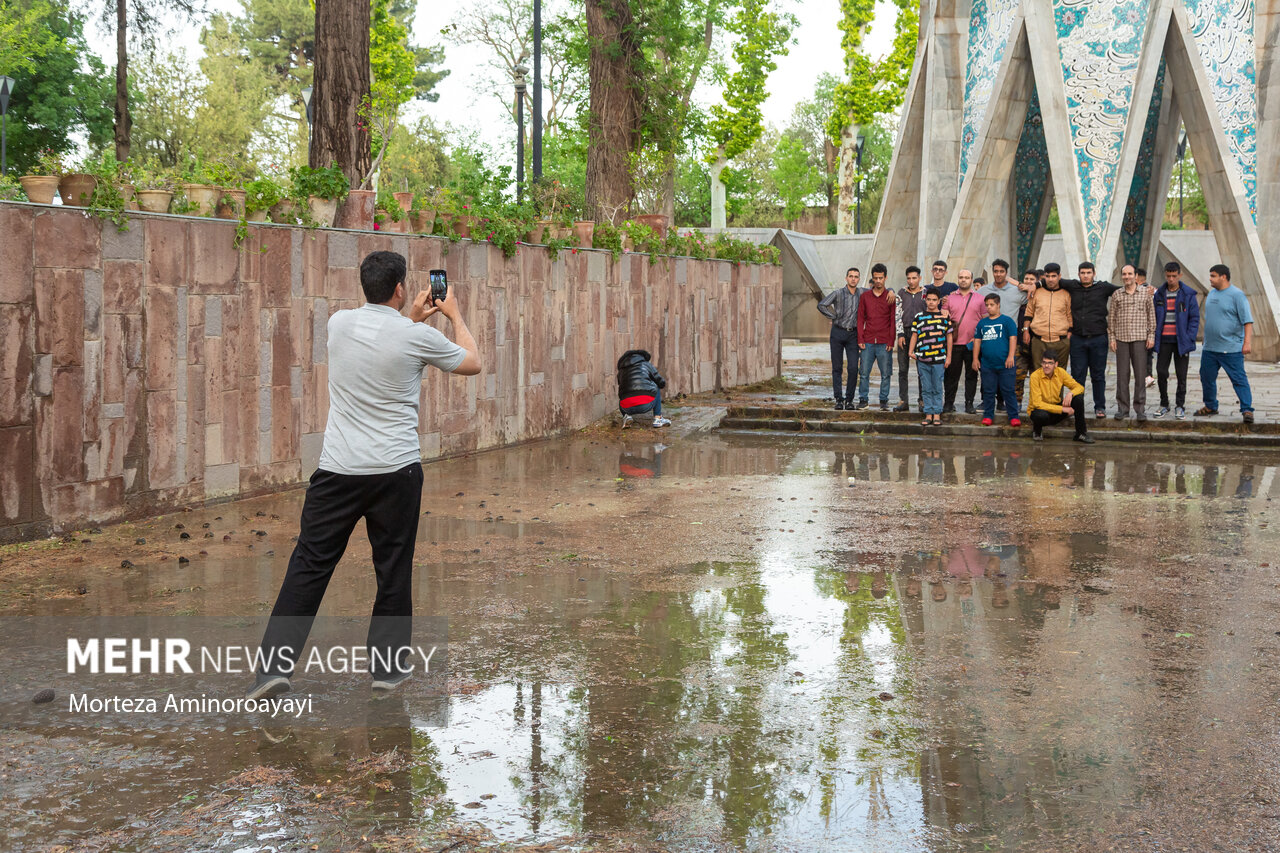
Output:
(3, 433), (1279, 850)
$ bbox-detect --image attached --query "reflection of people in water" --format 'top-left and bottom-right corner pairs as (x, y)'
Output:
(618, 443), (667, 479)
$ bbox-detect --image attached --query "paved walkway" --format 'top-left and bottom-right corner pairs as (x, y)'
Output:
(783, 342), (1278, 424)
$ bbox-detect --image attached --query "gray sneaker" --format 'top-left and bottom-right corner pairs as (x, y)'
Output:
(621, 414), (633, 429)
(372, 671), (412, 692)
(1154, 407), (1169, 418)
(1175, 406), (1186, 420)
(246, 674), (291, 700)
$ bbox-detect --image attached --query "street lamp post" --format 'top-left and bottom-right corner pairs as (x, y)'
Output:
(1176, 129), (1188, 229)
(0, 76), (14, 177)
(514, 65), (528, 203)
(301, 86), (315, 165)
(854, 130), (866, 233)
(532, 0), (542, 183)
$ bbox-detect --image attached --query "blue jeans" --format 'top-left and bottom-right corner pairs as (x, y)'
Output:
(1070, 333), (1109, 411)
(830, 326), (858, 401)
(858, 343), (893, 403)
(917, 361), (945, 414)
(621, 389), (662, 416)
(980, 364), (1019, 420)
(1199, 350), (1252, 413)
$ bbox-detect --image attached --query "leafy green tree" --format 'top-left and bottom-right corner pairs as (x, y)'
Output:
(786, 72), (839, 229)
(706, 0), (791, 228)
(2, 0), (112, 174)
(196, 13), (281, 173)
(828, 0), (916, 233)
(362, 0), (418, 186)
(771, 133), (822, 227)
(379, 115), (451, 195)
(0, 0), (55, 75)
(127, 48), (204, 168)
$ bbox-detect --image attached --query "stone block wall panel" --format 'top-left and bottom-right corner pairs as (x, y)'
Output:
(0, 203), (780, 540)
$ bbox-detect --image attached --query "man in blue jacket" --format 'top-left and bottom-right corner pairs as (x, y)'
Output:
(1151, 262), (1200, 419)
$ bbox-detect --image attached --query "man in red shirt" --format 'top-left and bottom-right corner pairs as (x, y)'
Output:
(856, 263), (897, 410)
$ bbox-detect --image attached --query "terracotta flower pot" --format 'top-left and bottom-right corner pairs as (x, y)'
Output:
(573, 219), (595, 247)
(247, 209), (269, 222)
(182, 183), (220, 216)
(136, 189), (173, 213)
(393, 192), (414, 215)
(117, 183), (139, 211)
(454, 214), (476, 239)
(550, 224), (572, 241)
(528, 221), (549, 244)
(408, 209), (436, 234)
(19, 175), (59, 204)
(308, 195), (339, 227)
(634, 213), (669, 237)
(269, 199), (299, 224)
(217, 188), (247, 220)
(335, 189), (376, 230)
(58, 173), (98, 207)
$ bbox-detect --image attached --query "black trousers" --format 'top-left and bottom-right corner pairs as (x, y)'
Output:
(896, 341), (917, 404)
(1156, 340), (1190, 408)
(1030, 407), (1088, 437)
(830, 326), (858, 402)
(944, 347), (978, 409)
(258, 463), (423, 679)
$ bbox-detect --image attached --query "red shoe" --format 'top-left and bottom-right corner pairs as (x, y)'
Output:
(982, 418), (993, 426)
(1010, 418), (1021, 427)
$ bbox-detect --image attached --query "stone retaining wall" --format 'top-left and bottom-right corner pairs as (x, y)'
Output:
(0, 203), (781, 541)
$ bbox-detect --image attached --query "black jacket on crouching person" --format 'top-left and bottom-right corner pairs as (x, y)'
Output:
(617, 349), (666, 414)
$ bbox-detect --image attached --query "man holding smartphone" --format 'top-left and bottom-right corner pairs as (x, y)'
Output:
(248, 250), (480, 699)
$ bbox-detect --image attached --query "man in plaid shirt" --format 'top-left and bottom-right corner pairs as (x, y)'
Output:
(1108, 264), (1157, 422)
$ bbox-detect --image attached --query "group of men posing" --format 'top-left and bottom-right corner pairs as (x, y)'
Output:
(818, 258), (1257, 442)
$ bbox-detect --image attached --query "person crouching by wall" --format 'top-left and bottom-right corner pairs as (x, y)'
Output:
(618, 349), (670, 428)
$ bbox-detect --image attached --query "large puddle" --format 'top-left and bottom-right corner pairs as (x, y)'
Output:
(3, 433), (1280, 851)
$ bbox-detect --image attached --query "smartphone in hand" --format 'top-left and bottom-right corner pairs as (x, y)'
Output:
(429, 269), (448, 305)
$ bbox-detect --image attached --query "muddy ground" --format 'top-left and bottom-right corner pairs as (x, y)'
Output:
(3, 421), (1280, 852)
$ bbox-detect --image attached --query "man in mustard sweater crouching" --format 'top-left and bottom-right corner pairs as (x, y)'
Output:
(1028, 352), (1095, 443)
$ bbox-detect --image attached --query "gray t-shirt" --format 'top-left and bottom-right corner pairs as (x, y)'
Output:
(977, 281), (1027, 321)
(317, 303), (466, 475)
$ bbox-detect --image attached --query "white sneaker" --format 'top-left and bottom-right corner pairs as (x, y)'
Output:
(652, 416), (671, 427)
(1145, 375), (1155, 387)
(621, 414), (633, 429)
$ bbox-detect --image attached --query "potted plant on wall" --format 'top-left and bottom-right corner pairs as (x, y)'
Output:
(244, 175), (284, 223)
(179, 159), (220, 216)
(135, 163), (174, 213)
(375, 186), (407, 233)
(289, 164), (348, 227)
(58, 155), (98, 207)
(18, 150), (61, 204)
(408, 190), (438, 234)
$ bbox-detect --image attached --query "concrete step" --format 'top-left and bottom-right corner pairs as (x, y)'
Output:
(717, 414), (1280, 447)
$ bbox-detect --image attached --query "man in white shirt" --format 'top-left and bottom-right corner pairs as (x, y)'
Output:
(249, 251), (480, 699)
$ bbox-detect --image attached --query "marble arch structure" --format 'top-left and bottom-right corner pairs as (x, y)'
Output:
(872, 0), (1280, 357)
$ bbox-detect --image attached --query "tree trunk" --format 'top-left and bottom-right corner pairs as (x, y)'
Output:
(584, 0), (639, 224)
(837, 125), (857, 234)
(710, 152), (727, 229)
(313, 0), (371, 186)
(113, 0), (130, 161)
(824, 137), (838, 232)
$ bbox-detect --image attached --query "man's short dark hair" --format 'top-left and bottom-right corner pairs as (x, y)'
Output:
(1041, 352), (1058, 362)
(974, 276), (986, 286)
(871, 262), (888, 276)
(924, 288), (941, 301)
(1136, 267), (1147, 277)
(1043, 262), (1061, 274)
(1164, 261), (1181, 273)
(991, 258), (1009, 271)
(1021, 269), (1037, 279)
(985, 293), (1001, 304)
(1078, 261), (1095, 272)
(847, 267), (859, 276)
(360, 251), (407, 304)
(906, 265), (921, 276)
(933, 260), (948, 270)
(1210, 263), (1231, 280)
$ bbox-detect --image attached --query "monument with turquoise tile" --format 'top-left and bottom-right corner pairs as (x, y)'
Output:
(872, 0), (1280, 357)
